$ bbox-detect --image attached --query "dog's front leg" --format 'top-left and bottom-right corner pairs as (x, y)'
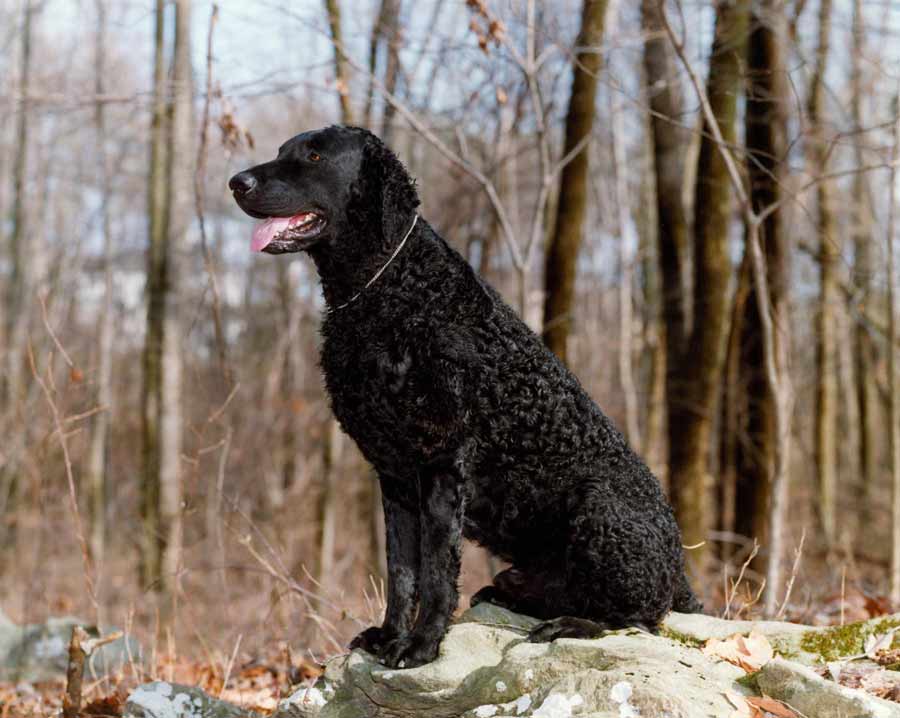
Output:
(382, 459), (464, 668)
(350, 479), (420, 656)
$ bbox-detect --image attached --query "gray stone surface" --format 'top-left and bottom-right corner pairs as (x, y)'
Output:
(120, 607), (900, 718)
(0, 614), (139, 682)
(290, 608), (748, 718)
(663, 610), (900, 665)
(756, 658), (900, 718)
(124, 682), (252, 718)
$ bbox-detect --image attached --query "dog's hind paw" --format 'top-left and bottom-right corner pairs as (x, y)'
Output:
(527, 617), (610, 642)
(470, 586), (515, 610)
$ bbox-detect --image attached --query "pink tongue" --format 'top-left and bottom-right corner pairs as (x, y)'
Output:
(251, 216), (294, 252)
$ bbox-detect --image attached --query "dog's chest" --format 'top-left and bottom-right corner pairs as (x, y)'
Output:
(320, 318), (449, 463)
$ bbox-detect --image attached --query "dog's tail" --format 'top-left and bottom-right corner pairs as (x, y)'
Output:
(672, 573), (704, 614)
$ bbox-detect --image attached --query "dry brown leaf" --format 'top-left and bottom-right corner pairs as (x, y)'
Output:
(746, 695), (799, 717)
(703, 631), (774, 672)
(724, 690), (754, 718)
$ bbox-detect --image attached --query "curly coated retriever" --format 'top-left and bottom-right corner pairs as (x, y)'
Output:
(229, 125), (701, 669)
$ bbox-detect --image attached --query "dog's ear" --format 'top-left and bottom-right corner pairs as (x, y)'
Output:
(354, 134), (420, 249)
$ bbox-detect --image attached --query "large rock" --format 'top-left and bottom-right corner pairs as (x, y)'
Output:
(756, 658), (900, 718)
(281, 604), (749, 718)
(123, 606), (900, 718)
(663, 610), (900, 665)
(0, 614), (139, 682)
(125, 682), (252, 718)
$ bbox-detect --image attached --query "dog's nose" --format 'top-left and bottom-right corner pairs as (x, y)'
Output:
(229, 171), (258, 196)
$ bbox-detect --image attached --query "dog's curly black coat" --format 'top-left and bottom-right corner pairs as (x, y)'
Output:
(230, 125), (702, 669)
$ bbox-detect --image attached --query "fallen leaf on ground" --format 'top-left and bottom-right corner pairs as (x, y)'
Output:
(703, 631), (774, 672)
(746, 695), (799, 717)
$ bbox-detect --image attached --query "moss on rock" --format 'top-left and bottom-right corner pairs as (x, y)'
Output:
(798, 617), (900, 663)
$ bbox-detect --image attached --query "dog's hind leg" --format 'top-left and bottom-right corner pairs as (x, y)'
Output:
(471, 567), (563, 619)
(526, 482), (677, 643)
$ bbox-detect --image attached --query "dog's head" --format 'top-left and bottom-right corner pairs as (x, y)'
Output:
(229, 125), (419, 255)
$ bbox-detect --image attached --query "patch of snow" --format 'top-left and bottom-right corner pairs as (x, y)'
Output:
(475, 704), (499, 717)
(524, 669), (535, 683)
(609, 680), (640, 717)
(532, 693), (583, 718)
(323, 681), (335, 696)
(514, 693), (532, 714)
(495, 680), (508, 693)
(128, 682), (198, 718)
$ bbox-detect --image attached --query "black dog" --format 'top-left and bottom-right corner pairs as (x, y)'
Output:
(230, 125), (700, 669)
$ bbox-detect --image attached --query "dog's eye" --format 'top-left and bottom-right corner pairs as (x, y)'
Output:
(309, 152), (322, 162)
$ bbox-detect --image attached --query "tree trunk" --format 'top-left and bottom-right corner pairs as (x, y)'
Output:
(157, 0), (191, 612)
(888, 91), (900, 605)
(735, 4), (790, 562)
(140, 0), (191, 610)
(87, 0), (113, 567)
(139, 0), (169, 591)
(322, 0), (353, 589)
(668, 0), (749, 575)
(850, 0), (879, 541)
(364, 0), (402, 138)
(808, 0), (838, 550)
(324, 0), (354, 124)
(542, 0), (609, 363)
(641, 0), (690, 370)
(0, 0), (38, 550)
(608, 0), (640, 451)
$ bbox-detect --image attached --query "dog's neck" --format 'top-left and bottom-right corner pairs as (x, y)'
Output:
(309, 215), (419, 310)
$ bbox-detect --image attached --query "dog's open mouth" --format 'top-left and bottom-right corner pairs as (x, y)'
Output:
(251, 211), (327, 253)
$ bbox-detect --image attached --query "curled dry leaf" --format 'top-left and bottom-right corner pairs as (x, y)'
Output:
(746, 696), (799, 717)
(702, 631), (774, 672)
(725, 690), (753, 718)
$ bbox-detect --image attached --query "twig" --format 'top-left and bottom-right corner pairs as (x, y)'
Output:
(723, 540), (759, 620)
(28, 343), (96, 608)
(219, 633), (242, 698)
(776, 528), (806, 620)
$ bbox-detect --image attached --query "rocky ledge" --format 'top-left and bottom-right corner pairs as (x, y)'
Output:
(124, 604), (900, 718)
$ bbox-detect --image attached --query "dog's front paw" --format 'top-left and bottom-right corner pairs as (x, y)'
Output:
(349, 625), (397, 656)
(380, 632), (442, 668)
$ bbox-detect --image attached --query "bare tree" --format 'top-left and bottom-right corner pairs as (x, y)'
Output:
(888, 90), (900, 605)
(86, 0), (113, 566)
(659, 0), (793, 616)
(543, 0), (609, 363)
(734, 1), (791, 560)
(0, 0), (40, 546)
(157, 0), (192, 610)
(139, 0), (169, 590)
(324, 0), (354, 124)
(667, 0), (750, 574)
(850, 0), (879, 539)
(808, 0), (838, 551)
(364, 0), (402, 142)
(140, 0), (192, 610)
